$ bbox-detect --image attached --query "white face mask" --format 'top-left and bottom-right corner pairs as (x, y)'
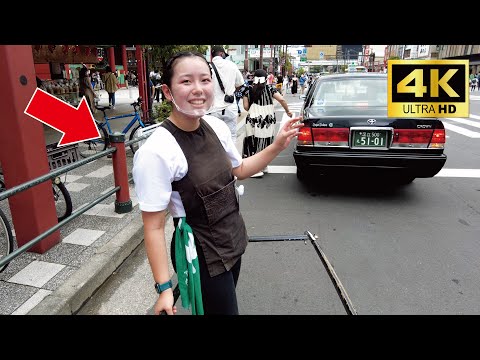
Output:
(169, 89), (214, 117)
(170, 95), (208, 117)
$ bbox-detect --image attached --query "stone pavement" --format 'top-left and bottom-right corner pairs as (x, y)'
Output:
(0, 86), (250, 315)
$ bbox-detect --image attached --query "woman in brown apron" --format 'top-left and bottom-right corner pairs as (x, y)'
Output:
(132, 51), (303, 315)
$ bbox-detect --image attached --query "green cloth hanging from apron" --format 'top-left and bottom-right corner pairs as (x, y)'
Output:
(175, 217), (204, 315)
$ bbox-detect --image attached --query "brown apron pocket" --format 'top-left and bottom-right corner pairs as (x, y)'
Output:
(197, 178), (245, 260)
(200, 178), (238, 226)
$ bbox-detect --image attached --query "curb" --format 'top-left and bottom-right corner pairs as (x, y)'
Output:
(27, 213), (150, 315)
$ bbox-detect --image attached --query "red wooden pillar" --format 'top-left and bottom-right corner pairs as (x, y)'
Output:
(121, 45), (128, 75)
(0, 45), (60, 253)
(108, 46), (116, 73)
(143, 58), (150, 117)
(121, 45), (128, 89)
(65, 64), (71, 80)
(135, 45), (146, 119)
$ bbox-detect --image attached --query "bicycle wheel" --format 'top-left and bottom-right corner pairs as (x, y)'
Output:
(78, 123), (109, 158)
(0, 209), (14, 273)
(129, 123), (153, 154)
(52, 182), (72, 221)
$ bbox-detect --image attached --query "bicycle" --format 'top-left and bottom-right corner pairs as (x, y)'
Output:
(0, 144), (74, 272)
(0, 170), (14, 273)
(77, 96), (151, 158)
(0, 206), (13, 273)
(0, 145), (73, 223)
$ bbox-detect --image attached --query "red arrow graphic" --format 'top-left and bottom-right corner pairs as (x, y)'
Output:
(24, 88), (101, 146)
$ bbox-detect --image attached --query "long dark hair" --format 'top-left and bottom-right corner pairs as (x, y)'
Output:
(249, 69), (267, 105)
(79, 66), (88, 80)
(162, 51), (212, 87)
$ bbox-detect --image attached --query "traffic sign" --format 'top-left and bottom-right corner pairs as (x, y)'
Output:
(319, 52), (324, 59)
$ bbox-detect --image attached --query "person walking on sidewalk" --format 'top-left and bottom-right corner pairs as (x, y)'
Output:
(207, 46), (245, 142)
(299, 73), (308, 95)
(242, 69), (293, 178)
(275, 73), (284, 95)
(291, 74), (298, 95)
(132, 51), (303, 315)
(283, 73), (289, 94)
(78, 67), (97, 114)
(104, 66), (119, 109)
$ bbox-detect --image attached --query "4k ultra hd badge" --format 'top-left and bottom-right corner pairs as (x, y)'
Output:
(388, 60), (469, 118)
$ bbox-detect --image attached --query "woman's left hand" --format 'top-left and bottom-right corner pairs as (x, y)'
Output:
(274, 116), (303, 151)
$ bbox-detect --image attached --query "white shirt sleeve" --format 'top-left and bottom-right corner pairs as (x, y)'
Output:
(132, 128), (187, 212)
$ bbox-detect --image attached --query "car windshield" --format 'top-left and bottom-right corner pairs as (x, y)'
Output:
(312, 77), (387, 110)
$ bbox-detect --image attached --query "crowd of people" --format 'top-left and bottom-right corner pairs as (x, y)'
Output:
(240, 71), (314, 97)
(470, 73), (480, 91)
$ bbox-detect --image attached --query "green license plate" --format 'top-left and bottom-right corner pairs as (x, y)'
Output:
(352, 130), (388, 148)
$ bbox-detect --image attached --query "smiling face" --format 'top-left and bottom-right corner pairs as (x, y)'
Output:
(162, 56), (214, 118)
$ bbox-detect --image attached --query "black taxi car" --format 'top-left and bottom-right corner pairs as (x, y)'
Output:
(293, 73), (447, 184)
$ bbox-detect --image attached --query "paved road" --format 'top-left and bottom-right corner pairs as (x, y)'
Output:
(77, 90), (348, 315)
(78, 88), (480, 315)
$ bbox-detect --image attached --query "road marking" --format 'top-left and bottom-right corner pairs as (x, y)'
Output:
(443, 123), (480, 138)
(237, 119), (245, 132)
(435, 169), (480, 178)
(267, 166), (480, 178)
(267, 165), (297, 173)
(445, 117), (480, 128)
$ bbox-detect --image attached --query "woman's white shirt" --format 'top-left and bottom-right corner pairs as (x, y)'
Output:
(132, 115), (242, 217)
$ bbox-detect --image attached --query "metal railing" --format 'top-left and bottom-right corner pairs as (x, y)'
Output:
(0, 131), (153, 270)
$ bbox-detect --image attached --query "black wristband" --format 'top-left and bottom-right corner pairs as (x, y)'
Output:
(154, 280), (172, 294)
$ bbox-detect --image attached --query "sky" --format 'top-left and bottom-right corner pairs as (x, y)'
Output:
(370, 45), (386, 56)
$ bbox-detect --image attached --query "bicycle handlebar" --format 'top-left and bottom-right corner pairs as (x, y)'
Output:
(130, 96), (143, 108)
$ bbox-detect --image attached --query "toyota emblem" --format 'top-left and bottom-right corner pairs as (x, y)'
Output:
(367, 119), (376, 125)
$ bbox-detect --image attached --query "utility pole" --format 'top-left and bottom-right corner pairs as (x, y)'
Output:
(284, 44), (288, 75)
(259, 45), (264, 71)
(270, 44), (274, 73)
(244, 45), (249, 72)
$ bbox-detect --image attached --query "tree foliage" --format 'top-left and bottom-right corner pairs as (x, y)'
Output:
(144, 45), (215, 73)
